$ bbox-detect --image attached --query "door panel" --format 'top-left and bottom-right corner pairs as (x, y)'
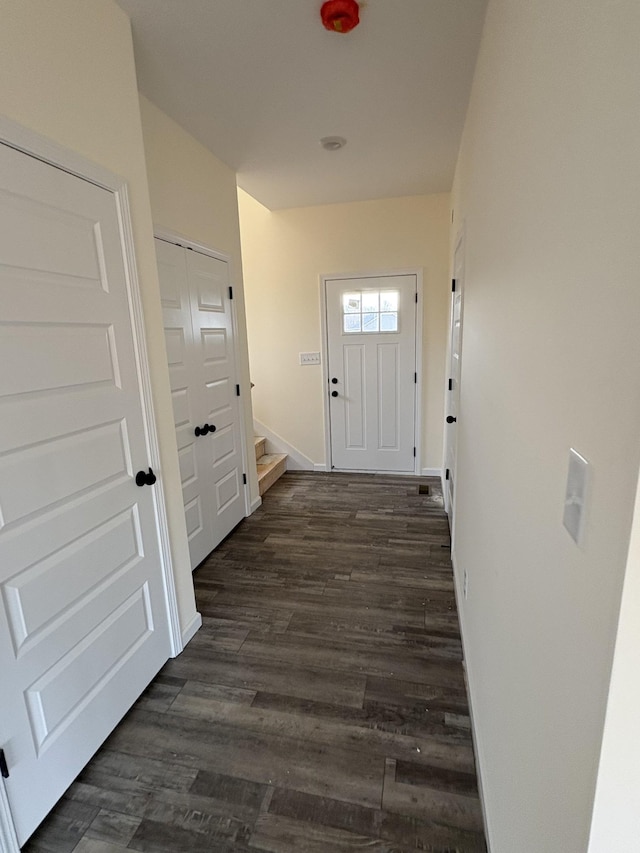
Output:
(156, 239), (213, 568)
(158, 240), (245, 568)
(0, 143), (171, 845)
(326, 275), (417, 471)
(343, 344), (366, 448)
(186, 250), (245, 548)
(377, 343), (400, 449)
(445, 233), (465, 527)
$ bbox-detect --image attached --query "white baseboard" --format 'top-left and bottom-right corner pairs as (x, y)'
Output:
(180, 611), (202, 651)
(314, 463), (329, 472)
(421, 467), (442, 477)
(250, 495), (262, 513)
(451, 552), (493, 851)
(253, 418), (315, 471)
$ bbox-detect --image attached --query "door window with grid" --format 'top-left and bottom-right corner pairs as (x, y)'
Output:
(342, 290), (399, 334)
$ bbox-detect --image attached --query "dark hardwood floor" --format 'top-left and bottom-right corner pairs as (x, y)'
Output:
(24, 472), (486, 852)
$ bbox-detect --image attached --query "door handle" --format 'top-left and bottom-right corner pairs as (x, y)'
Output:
(331, 390), (339, 397)
(135, 468), (157, 487)
(195, 423), (216, 436)
(446, 416), (457, 424)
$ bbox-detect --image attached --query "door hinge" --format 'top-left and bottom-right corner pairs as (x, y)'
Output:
(415, 292), (418, 303)
(414, 372), (417, 383)
(448, 378), (453, 391)
(228, 286), (234, 300)
(236, 384), (240, 396)
(445, 468), (450, 480)
(413, 447), (416, 457)
(0, 749), (9, 779)
(451, 279), (456, 293)
(242, 473), (247, 485)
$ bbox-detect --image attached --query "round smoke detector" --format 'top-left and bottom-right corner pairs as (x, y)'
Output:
(320, 136), (347, 151)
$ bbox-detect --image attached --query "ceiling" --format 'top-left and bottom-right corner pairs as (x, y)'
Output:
(117, 0), (488, 210)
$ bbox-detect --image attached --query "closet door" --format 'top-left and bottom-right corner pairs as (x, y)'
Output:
(185, 249), (245, 552)
(156, 239), (214, 568)
(157, 239), (246, 569)
(0, 142), (171, 845)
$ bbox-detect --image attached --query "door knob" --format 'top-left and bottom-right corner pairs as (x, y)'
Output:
(195, 424), (209, 436)
(331, 378), (338, 384)
(136, 468), (157, 487)
(207, 424), (217, 433)
(331, 390), (339, 397)
(446, 416), (457, 424)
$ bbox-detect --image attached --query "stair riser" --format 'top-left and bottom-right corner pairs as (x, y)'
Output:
(257, 454), (287, 496)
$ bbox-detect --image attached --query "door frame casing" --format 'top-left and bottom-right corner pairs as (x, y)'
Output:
(0, 116), (183, 853)
(320, 269), (424, 475)
(154, 227), (253, 521)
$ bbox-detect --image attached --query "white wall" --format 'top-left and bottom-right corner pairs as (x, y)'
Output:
(238, 191), (450, 470)
(139, 96), (259, 505)
(0, 0), (197, 632)
(450, 1), (640, 851)
(588, 475), (640, 850)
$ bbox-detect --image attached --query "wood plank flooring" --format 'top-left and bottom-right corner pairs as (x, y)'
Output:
(23, 472), (486, 853)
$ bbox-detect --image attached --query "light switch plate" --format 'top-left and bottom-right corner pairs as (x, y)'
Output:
(563, 448), (590, 546)
(299, 352), (321, 365)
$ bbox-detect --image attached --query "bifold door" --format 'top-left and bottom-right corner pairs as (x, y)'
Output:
(156, 238), (245, 569)
(0, 142), (171, 845)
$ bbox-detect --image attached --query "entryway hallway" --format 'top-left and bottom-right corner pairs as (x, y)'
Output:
(24, 473), (486, 853)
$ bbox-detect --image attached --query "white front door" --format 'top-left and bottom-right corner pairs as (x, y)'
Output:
(325, 274), (417, 472)
(157, 239), (245, 569)
(444, 232), (465, 526)
(0, 143), (171, 845)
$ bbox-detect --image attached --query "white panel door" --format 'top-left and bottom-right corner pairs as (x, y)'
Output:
(156, 240), (214, 568)
(157, 240), (245, 569)
(0, 143), (171, 846)
(444, 233), (465, 525)
(326, 275), (417, 472)
(186, 250), (245, 550)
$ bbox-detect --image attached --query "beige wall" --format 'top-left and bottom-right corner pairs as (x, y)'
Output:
(139, 96), (259, 505)
(450, 0), (640, 850)
(238, 191), (450, 470)
(0, 0), (197, 631)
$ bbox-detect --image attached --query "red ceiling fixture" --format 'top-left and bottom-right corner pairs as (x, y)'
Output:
(320, 0), (360, 34)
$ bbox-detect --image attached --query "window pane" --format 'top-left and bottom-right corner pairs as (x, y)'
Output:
(343, 292), (361, 313)
(380, 291), (398, 311)
(344, 314), (361, 333)
(361, 291), (379, 313)
(362, 312), (379, 332)
(380, 312), (398, 332)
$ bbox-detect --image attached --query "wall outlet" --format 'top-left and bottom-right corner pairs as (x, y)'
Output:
(299, 351), (321, 365)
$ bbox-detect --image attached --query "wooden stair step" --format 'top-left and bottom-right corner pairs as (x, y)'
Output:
(257, 453), (287, 497)
(254, 436), (266, 462)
